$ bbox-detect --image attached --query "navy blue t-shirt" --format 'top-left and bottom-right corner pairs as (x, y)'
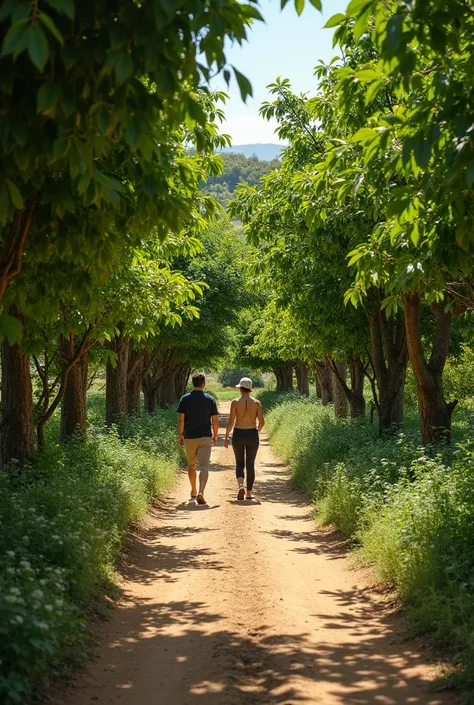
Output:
(177, 390), (218, 439)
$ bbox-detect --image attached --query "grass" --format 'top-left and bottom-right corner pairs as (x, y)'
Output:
(263, 391), (474, 696)
(0, 393), (181, 704)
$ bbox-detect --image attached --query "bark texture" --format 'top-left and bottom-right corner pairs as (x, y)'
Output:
(332, 361), (348, 418)
(295, 361), (310, 396)
(274, 363), (294, 392)
(315, 371), (322, 399)
(329, 356), (366, 418)
(367, 302), (408, 433)
(1, 319), (35, 465)
(106, 335), (130, 429)
(315, 361), (333, 405)
(127, 349), (143, 416)
(60, 344), (87, 442)
(404, 292), (457, 444)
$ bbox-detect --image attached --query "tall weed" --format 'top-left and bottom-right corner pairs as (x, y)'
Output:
(0, 400), (180, 704)
(265, 392), (474, 690)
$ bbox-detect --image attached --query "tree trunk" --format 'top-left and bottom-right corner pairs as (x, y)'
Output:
(127, 349), (143, 416)
(175, 365), (190, 399)
(156, 372), (177, 408)
(280, 363), (293, 391)
(142, 378), (158, 414)
(106, 335), (130, 429)
(327, 356), (366, 418)
(1, 322), (35, 465)
(81, 350), (88, 410)
(348, 357), (365, 418)
(315, 361), (333, 405)
(274, 368), (283, 392)
(367, 301), (408, 434)
(60, 344), (87, 443)
(295, 361), (310, 396)
(332, 361), (348, 418)
(315, 369), (322, 399)
(404, 292), (456, 444)
(273, 363), (293, 391)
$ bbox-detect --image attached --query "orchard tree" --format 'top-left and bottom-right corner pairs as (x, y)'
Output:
(0, 0), (323, 313)
(319, 1), (474, 442)
(233, 82), (370, 419)
(0, 0), (255, 303)
(135, 216), (251, 412)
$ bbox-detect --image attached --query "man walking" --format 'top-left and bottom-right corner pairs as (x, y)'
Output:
(177, 372), (218, 506)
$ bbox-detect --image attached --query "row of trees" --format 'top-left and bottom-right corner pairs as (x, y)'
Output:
(1, 0), (322, 466)
(232, 0), (474, 445)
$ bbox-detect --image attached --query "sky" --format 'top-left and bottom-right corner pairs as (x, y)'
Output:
(212, 0), (349, 145)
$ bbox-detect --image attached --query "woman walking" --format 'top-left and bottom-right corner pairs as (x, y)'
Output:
(224, 377), (265, 500)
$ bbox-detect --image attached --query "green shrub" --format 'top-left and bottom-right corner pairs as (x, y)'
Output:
(0, 400), (179, 704)
(265, 393), (474, 688)
(405, 344), (474, 411)
(217, 366), (264, 388)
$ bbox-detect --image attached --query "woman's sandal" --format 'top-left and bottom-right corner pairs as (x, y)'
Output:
(237, 487), (245, 501)
(196, 493), (207, 505)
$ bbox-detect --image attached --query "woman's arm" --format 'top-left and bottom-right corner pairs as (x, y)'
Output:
(257, 401), (265, 432)
(224, 401), (236, 448)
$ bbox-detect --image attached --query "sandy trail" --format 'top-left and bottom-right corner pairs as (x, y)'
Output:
(55, 402), (454, 705)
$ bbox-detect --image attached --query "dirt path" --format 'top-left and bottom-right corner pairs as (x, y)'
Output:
(56, 402), (453, 705)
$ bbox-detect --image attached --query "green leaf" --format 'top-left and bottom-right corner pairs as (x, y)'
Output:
(114, 52), (133, 83)
(347, 250), (364, 266)
(27, 24), (49, 71)
(126, 115), (140, 148)
(156, 67), (174, 95)
(5, 178), (24, 209)
(232, 66), (253, 103)
(413, 137), (431, 169)
(0, 314), (23, 344)
(365, 78), (385, 104)
(324, 13), (345, 28)
(355, 68), (379, 82)
(1, 18), (29, 55)
(410, 223), (420, 247)
(37, 80), (60, 112)
(386, 14), (402, 51)
(346, 0), (373, 18)
(352, 127), (376, 143)
(295, 0), (304, 15)
(52, 136), (70, 158)
(38, 12), (64, 45)
(308, 0), (322, 8)
(96, 106), (112, 134)
(46, 0), (75, 20)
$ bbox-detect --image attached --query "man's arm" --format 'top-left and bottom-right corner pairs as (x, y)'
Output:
(224, 401), (236, 448)
(177, 412), (185, 445)
(211, 415), (219, 445)
(257, 401), (265, 432)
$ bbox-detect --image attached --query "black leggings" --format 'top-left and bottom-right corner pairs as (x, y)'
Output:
(232, 428), (259, 491)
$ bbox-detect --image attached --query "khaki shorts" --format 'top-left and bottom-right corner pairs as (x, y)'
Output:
(183, 437), (212, 472)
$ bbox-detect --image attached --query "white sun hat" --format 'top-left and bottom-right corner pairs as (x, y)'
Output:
(236, 377), (253, 390)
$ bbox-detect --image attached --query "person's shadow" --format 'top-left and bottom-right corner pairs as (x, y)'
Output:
(176, 502), (220, 511)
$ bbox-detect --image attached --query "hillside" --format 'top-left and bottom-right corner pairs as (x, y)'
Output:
(203, 152), (280, 207)
(218, 143), (284, 161)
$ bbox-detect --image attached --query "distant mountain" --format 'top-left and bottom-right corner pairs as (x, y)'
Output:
(218, 143), (284, 161)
